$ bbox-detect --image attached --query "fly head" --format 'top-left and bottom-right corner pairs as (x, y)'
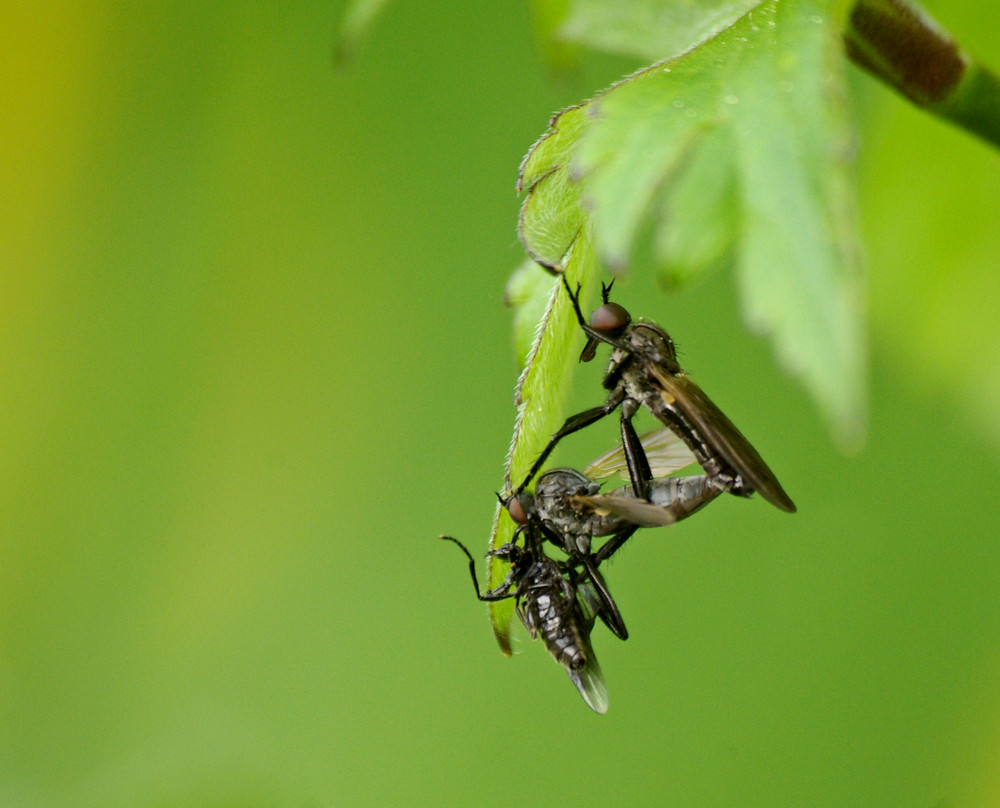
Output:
(580, 283), (631, 362)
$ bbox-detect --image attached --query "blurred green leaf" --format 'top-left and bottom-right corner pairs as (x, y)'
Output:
(530, 0), (581, 73)
(560, 0), (761, 62)
(565, 0), (1000, 153)
(518, 0), (865, 444)
(488, 239), (601, 651)
(335, 0), (393, 62)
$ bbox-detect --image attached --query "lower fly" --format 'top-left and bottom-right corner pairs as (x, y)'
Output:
(507, 428), (723, 636)
(441, 524), (610, 714)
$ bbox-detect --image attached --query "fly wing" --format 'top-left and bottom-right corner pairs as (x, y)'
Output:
(574, 578), (602, 625)
(567, 651), (609, 714)
(569, 580), (610, 714)
(571, 494), (682, 527)
(583, 427), (698, 481)
(647, 366), (796, 512)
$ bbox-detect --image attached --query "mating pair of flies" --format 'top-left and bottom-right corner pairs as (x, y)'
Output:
(443, 277), (795, 712)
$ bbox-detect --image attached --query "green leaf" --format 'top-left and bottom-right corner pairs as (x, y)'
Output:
(504, 259), (561, 370)
(488, 238), (601, 652)
(729, 4), (865, 445)
(560, 0), (763, 62)
(518, 0), (866, 445)
(653, 124), (739, 287)
(518, 105), (590, 270)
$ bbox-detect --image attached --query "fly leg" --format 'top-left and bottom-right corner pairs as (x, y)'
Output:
(592, 524), (639, 567)
(562, 276), (627, 361)
(514, 388), (624, 496)
(563, 276), (590, 329)
(619, 401), (652, 500)
(439, 535), (515, 602)
(581, 403), (651, 568)
(580, 554), (628, 640)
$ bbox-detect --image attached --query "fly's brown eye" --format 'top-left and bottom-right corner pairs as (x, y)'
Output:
(507, 495), (528, 524)
(589, 303), (630, 335)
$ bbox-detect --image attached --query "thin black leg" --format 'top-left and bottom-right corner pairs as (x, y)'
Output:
(514, 394), (623, 496)
(562, 275), (626, 352)
(619, 410), (653, 500)
(562, 275), (590, 328)
(592, 525), (639, 566)
(439, 535), (514, 602)
(582, 555), (628, 640)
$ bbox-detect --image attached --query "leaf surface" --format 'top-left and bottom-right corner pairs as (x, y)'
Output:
(519, 0), (865, 444)
(488, 242), (601, 650)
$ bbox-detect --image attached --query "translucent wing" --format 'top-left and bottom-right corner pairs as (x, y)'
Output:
(574, 578), (603, 624)
(568, 580), (609, 714)
(568, 654), (609, 714)
(570, 494), (682, 527)
(583, 427), (698, 481)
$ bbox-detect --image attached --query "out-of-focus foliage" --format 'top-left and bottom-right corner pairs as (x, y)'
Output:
(4, 1), (1000, 807)
(560, 0), (762, 62)
(335, 0), (393, 61)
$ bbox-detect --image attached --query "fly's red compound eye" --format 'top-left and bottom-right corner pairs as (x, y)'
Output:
(507, 495), (528, 525)
(589, 302), (630, 335)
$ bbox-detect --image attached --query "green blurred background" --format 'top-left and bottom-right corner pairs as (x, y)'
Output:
(3, 2), (1000, 806)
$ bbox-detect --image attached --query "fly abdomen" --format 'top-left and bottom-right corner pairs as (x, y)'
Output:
(646, 474), (723, 520)
(538, 598), (588, 670)
(443, 521), (609, 713)
(520, 573), (591, 673)
(642, 390), (720, 471)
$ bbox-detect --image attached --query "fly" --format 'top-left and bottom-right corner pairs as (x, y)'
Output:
(511, 428), (721, 640)
(441, 524), (610, 713)
(516, 278), (796, 513)
(532, 425), (720, 554)
(531, 467), (722, 567)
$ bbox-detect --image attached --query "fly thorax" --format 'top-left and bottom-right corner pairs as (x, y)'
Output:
(535, 468), (596, 501)
(629, 322), (680, 371)
(621, 365), (657, 404)
(603, 345), (632, 391)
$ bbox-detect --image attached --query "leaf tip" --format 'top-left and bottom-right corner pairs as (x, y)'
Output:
(491, 621), (514, 656)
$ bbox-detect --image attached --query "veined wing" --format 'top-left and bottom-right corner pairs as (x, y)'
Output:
(569, 580), (609, 714)
(647, 366), (796, 513)
(583, 427), (698, 481)
(569, 493), (683, 527)
(567, 649), (608, 714)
